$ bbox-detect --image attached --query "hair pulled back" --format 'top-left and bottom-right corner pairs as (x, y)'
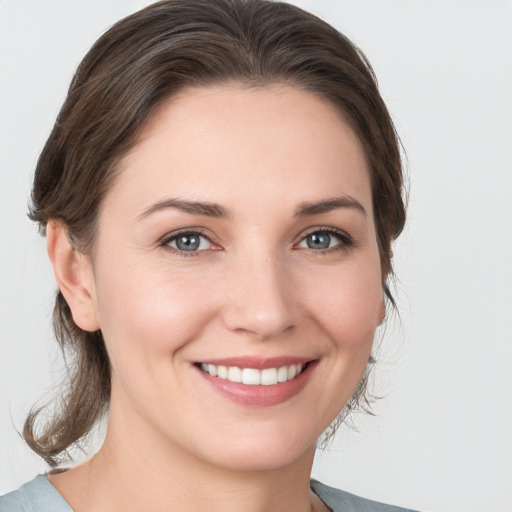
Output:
(25, 0), (406, 466)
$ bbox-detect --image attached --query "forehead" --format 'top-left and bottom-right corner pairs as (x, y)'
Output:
(108, 84), (372, 218)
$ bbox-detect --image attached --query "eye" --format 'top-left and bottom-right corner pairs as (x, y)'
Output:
(297, 229), (353, 252)
(163, 230), (213, 253)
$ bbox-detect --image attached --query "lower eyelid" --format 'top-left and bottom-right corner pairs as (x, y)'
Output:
(161, 230), (213, 250)
(160, 229), (354, 253)
(299, 229), (352, 244)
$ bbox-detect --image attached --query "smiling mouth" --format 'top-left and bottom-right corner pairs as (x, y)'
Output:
(198, 363), (307, 386)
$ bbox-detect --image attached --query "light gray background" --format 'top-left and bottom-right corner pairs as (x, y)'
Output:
(1, 1), (511, 511)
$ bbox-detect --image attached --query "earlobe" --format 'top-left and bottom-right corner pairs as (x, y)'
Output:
(46, 221), (100, 332)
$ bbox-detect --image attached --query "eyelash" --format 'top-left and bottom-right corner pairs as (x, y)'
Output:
(296, 227), (356, 255)
(160, 228), (217, 257)
(160, 227), (355, 256)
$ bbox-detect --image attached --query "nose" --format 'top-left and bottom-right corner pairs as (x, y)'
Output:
(221, 251), (297, 340)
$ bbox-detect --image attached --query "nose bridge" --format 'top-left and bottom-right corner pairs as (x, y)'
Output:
(222, 244), (295, 340)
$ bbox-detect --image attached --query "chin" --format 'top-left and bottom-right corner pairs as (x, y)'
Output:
(187, 423), (319, 473)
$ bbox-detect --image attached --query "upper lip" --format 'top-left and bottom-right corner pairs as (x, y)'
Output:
(195, 356), (314, 370)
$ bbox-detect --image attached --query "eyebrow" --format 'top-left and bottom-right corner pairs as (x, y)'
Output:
(294, 196), (367, 217)
(137, 195), (366, 221)
(137, 198), (229, 220)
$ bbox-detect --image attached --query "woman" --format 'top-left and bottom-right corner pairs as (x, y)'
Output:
(0, 0), (415, 510)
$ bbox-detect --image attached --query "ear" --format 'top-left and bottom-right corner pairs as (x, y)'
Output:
(46, 220), (100, 332)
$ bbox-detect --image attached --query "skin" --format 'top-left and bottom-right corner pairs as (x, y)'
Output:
(47, 84), (385, 512)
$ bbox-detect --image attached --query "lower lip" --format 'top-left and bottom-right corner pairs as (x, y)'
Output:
(195, 362), (317, 407)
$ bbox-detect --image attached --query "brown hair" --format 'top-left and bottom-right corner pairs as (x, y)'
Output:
(25, 0), (406, 466)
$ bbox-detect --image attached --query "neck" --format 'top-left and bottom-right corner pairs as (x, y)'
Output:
(50, 402), (320, 512)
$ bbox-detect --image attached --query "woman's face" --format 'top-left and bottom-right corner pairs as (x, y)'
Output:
(85, 84), (384, 471)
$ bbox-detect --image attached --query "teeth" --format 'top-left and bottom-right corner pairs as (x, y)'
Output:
(242, 368), (260, 385)
(200, 363), (305, 385)
(261, 368), (278, 386)
(277, 366), (288, 383)
(227, 366), (242, 383)
(217, 365), (228, 379)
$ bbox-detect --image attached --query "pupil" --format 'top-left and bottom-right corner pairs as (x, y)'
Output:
(177, 234), (199, 251)
(308, 233), (330, 249)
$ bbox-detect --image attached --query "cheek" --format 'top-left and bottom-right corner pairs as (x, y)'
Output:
(93, 260), (219, 368)
(302, 260), (384, 349)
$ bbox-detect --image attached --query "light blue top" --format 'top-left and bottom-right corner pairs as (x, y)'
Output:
(0, 476), (71, 512)
(0, 475), (419, 511)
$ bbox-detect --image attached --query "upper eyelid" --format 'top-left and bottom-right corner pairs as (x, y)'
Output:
(158, 225), (353, 249)
(159, 230), (222, 259)
(160, 227), (211, 243)
(295, 226), (352, 242)
(159, 228), (219, 252)
(293, 227), (356, 253)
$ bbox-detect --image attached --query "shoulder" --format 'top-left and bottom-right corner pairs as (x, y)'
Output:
(311, 479), (421, 512)
(0, 475), (72, 512)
